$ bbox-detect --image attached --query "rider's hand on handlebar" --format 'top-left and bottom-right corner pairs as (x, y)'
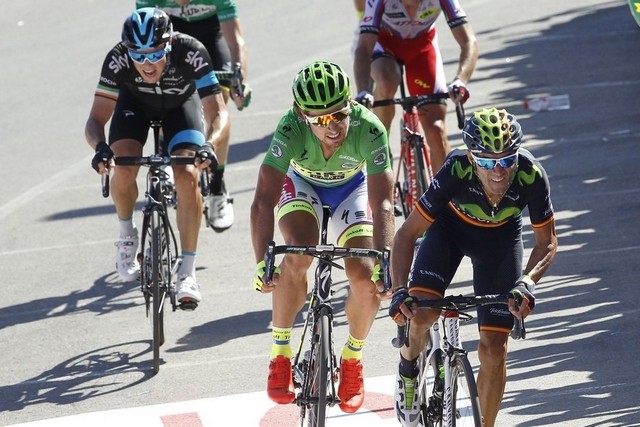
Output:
(509, 275), (535, 319)
(253, 260), (281, 293)
(447, 78), (470, 105)
(370, 263), (391, 299)
(355, 90), (374, 109)
(230, 83), (252, 111)
(91, 142), (114, 174)
(195, 143), (218, 172)
(388, 287), (416, 326)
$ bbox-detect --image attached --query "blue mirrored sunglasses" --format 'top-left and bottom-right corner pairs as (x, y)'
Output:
(128, 47), (168, 64)
(472, 152), (519, 170)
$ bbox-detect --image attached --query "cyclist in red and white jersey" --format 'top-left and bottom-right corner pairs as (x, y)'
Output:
(353, 0), (478, 172)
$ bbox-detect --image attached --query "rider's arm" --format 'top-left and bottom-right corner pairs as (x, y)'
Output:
(220, 18), (248, 79)
(450, 22), (478, 87)
(250, 165), (286, 262)
(524, 219), (558, 284)
(391, 209), (432, 292)
(201, 92), (230, 147)
(353, 32), (377, 95)
(84, 95), (115, 151)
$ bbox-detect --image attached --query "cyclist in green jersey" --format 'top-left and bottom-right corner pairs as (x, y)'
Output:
(251, 61), (395, 413)
(136, 0), (250, 232)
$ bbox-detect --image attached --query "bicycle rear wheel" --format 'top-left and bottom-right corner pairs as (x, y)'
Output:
(447, 354), (482, 427)
(307, 307), (331, 427)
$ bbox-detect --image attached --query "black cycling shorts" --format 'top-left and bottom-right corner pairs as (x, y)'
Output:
(109, 86), (206, 154)
(409, 207), (524, 332)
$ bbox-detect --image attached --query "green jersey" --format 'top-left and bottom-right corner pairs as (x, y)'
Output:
(264, 103), (391, 188)
(135, 0), (238, 22)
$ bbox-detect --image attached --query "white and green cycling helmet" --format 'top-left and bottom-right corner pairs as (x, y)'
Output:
(292, 61), (351, 111)
(462, 107), (523, 154)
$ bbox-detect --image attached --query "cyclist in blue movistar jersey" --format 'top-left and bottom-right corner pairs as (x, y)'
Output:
(136, 0), (251, 232)
(251, 61), (395, 413)
(389, 108), (558, 427)
(84, 8), (229, 306)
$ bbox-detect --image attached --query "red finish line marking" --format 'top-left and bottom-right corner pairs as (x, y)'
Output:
(161, 412), (205, 427)
(259, 391), (395, 426)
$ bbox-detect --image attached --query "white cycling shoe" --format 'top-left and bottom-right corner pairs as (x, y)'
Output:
(115, 234), (140, 282)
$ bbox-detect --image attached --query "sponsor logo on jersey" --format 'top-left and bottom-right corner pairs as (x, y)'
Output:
(186, 51), (209, 72)
(339, 155), (359, 163)
(270, 144), (283, 158)
(137, 86), (192, 96)
(414, 78), (431, 90)
(108, 53), (130, 74)
(100, 76), (117, 86)
(373, 152), (387, 166)
(342, 163), (360, 169)
(418, 9), (439, 19)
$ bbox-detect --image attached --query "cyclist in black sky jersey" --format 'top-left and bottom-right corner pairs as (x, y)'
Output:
(136, 0), (251, 232)
(84, 7), (228, 305)
(388, 107), (558, 427)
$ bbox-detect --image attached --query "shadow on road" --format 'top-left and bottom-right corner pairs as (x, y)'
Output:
(0, 340), (153, 413)
(450, 2), (640, 426)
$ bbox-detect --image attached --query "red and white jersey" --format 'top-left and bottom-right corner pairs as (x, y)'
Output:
(359, 0), (467, 40)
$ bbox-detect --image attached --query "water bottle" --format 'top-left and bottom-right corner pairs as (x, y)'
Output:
(443, 311), (461, 348)
(523, 94), (570, 112)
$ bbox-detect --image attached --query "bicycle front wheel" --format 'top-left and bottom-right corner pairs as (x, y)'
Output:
(307, 307), (331, 427)
(150, 208), (167, 374)
(446, 354), (482, 427)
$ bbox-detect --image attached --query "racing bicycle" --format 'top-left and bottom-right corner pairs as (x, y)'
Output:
(372, 64), (466, 219)
(263, 205), (391, 427)
(393, 294), (525, 427)
(101, 120), (213, 373)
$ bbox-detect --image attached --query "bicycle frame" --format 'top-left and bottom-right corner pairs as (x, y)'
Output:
(264, 205), (390, 427)
(100, 120), (200, 373)
(393, 294), (524, 427)
(372, 64), (466, 219)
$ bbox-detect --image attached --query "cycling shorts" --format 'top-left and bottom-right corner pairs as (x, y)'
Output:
(109, 86), (206, 153)
(372, 27), (447, 97)
(409, 206), (524, 334)
(276, 168), (373, 246)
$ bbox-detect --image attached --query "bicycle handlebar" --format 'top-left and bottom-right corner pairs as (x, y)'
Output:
(372, 92), (466, 129)
(100, 155), (200, 198)
(391, 293), (526, 349)
(263, 241), (392, 292)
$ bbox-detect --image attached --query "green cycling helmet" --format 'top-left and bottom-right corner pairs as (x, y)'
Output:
(292, 61), (351, 111)
(462, 107), (523, 154)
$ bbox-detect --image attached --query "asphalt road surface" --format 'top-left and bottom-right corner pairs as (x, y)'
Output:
(1, 1), (640, 426)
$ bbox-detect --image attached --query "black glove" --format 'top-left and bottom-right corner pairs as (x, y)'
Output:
(197, 143), (218, 172)
(510, 275), (535, 310)
(355, 90), (374, 108)
(388, 288), (415, 321)
(91, 142), (113, 173)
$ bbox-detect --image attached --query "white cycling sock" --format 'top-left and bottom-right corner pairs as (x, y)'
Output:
(179, 252), (197, 277)
(118, 216), (136, 238)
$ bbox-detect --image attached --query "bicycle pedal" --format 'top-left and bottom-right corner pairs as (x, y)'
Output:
(179, 300), (198, 311)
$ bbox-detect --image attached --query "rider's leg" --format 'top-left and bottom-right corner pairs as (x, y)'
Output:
(418, 103), (450, 173)
(110, 139), (142, 220)
(476, 330), (509, 427)
(371, 56), (402, 134)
